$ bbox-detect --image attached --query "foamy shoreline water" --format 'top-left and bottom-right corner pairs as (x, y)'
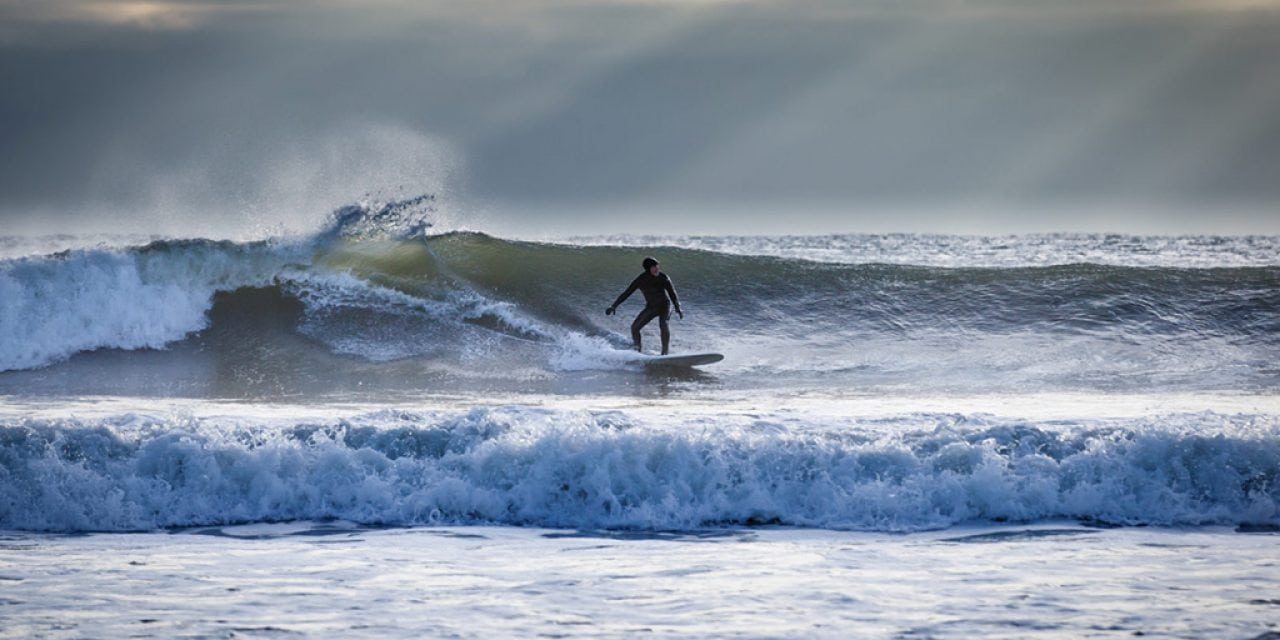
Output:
(4, 390), (1277, 421)
(2, 523), (1277, 639)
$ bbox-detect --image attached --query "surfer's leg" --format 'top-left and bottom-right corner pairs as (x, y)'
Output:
(630, 315), (643, 351)
(631, 308), (658, 352)
(658, 308), (671, 355)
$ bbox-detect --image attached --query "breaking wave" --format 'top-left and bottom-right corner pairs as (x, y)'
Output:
(1, 408), (1276, 533)
(1, 198), (1277, 396)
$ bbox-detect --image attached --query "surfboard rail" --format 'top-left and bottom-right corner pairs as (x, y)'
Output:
(636, 353), (724, 367)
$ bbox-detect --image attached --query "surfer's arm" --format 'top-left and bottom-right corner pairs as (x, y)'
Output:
(608, 276), (641, 313)
(664, 276), (683, 317)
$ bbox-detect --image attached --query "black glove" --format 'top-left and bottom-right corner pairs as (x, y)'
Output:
(605, 306), (615, 316)
(676, 308), (684, 319)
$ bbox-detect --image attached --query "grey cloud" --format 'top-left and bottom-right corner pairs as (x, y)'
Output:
(1, 0), (1278, 235)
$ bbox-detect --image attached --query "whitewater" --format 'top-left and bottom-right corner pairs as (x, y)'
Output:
(2, 200), (1278, 638)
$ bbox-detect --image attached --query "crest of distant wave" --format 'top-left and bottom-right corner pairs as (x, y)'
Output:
(566, 233), (1280, 268)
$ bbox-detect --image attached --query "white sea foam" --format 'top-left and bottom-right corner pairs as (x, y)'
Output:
(548, 333), (642, 371)
(2, 406), (1275, 532)
(0, 242), (298, 372)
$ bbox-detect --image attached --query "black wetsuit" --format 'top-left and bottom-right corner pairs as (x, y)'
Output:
(610, 271), (681, 354)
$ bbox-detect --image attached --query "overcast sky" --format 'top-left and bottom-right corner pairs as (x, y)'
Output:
(2, 0), (1278, 237)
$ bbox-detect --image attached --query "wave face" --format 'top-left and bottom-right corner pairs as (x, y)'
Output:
(1, 408), (1275, 533)
(0, 239), (299, 372)
(0, 203), (1277, 396)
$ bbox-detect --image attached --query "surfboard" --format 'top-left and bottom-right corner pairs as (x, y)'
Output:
(637, 352), (724, 368)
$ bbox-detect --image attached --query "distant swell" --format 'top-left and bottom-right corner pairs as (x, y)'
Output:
(0, 409), (1275, 532)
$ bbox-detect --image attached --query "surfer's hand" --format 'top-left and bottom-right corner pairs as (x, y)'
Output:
(676, 309), (684, 319)
(605, 306), (615, 316)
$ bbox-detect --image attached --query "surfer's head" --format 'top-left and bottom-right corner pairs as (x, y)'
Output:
(642, 256), (659, 275)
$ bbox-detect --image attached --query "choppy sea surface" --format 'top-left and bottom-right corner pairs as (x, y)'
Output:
(2, 201), (1277, 638)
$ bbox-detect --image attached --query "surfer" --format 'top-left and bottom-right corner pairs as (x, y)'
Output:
(606, 256), (683, 355)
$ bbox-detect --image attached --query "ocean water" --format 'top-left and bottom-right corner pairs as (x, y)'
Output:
(1, 200), (1278, 638)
